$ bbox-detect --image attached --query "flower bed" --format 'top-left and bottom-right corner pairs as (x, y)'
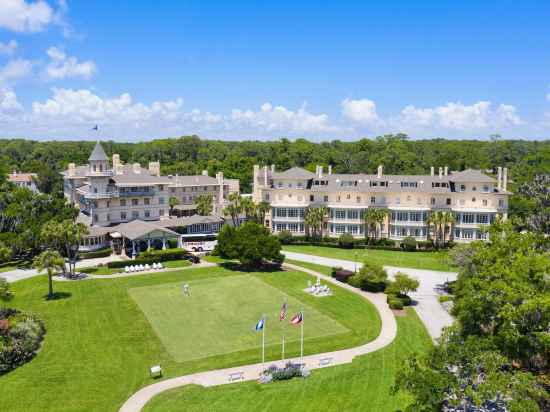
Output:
(0, 308), (45, 375)
(259, 362), (310, 384)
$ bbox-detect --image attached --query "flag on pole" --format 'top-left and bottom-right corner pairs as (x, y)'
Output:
(290, 311), (303, 325)
(255, 317), (265, 331)
(91, 125), (99, 131)
(279, 301), (287, 321)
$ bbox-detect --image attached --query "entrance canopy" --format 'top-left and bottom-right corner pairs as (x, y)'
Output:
(110, 220), (180, 242)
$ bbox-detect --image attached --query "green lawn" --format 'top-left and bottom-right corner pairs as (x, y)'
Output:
(1, 264), (380, 412)
(144, 308), (432, 412)
(130, 275), (348, 362)
(283, 244), (454, 271)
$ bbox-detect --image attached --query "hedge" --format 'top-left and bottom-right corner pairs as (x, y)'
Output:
(388, 296), (404, 310)
(331, 267), (355, 283)
(78, 247), (111, 259)
(107, 248), (188, 268)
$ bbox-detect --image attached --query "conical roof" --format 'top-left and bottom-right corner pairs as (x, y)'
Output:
(88, 141), (108, 161)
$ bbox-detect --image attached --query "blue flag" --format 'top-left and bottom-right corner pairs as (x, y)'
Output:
(91, 125), (99, 131)
(255, 317), (264, 331)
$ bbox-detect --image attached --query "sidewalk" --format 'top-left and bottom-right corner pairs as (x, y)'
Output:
(118, 261), (397, 412)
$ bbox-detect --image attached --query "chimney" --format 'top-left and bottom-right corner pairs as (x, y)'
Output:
(497, 167), (502, 191)
(377, 165), (383, 179)
(502, 167), (508, 191)
(438, 167), (443, 179)
(319, 165), (323, 178)
(444, 166), (448, 176)
(271, 164), (275, 173)
(430, 166), (434, 176)
(68, 163), (76, 177)
(328, 165), (332, 175)
(148, 161), (160, 177)
(202, 170), (208, 176)
(112, 154), (120, 168)
(263, 165), (268, 186)
(115, 163), (123, 175)
(133, 163), (141, 174)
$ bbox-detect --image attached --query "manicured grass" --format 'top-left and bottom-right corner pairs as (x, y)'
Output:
(283, 244), (454, 271)
(0, 265), (16, 273)
(1, 264), (380, 412)
(130, 275), (348, 362)
(143, 308), (432, 412)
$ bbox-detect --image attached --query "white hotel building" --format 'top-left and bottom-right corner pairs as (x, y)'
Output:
(252, 164), (511, 243)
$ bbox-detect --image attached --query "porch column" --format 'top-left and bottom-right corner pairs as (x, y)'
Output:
(132, 241), (136, 259)
(162, 236), (166, 250)
(147, 238), (151, 251)
(177, 235), (183, 248)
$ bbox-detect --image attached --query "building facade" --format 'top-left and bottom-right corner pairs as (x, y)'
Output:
(7, 171), (39, 192)
(62, 142), (239, 227)
(252, 164), (511, 243)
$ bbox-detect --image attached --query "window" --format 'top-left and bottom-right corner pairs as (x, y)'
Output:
(406, 195), (412, 201)
(297, 182), (303, 188)
(431, 197), (436, 205)
(499, 199), (504, 208)
(106, 214), (110, 221)
(203, 186), (208, 191)
(265, 193), (270, 201)
(472, 186), (477, 191)
(370, 196), (376, 204)
(288, 183), (292, 188)
(346, 194), (351, 200)
(472, 197), (476, 202)
(159, 197), (165, 204)
(310, 195), (314, 201)
(446, 198), (451, 205)
(144, 198), (150, 205)
(132, 211), (139, 219)
(460, 184), (466, 192)
(348, 210), (359, 220)
(356, 196), (361, 203)
(159, 209), (165, 216)
(171, 188), (175, 193)
(144, 210), (150, 218)
(459, 199), (465, 205)
(336, 196), (341, 202)
(132, 198), (138, 206)
(462, 213), (475, 224)
(324, 195), (329, 202)
(396, 197), (401, 204)
(277, 182), (283, 188)
(159, 185), (164, 191)
(477, 214), (489, 224)
(121, 212), (127, 219)
(482, 199), (488, 206)
(482, 185), (489, 192)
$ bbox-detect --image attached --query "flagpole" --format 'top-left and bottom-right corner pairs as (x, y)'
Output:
(262, 315), (265, 368)
(281, 298), (287, 362)
(300, 310), (304, 365)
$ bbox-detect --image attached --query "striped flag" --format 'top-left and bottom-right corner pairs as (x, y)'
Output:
(255, 317), (265, 331)
(279, 301), (287, 321)
(290, 311), (303, 325)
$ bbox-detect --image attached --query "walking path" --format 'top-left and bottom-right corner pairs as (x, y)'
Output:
(2, 255), (123, 283)
(118, 262), (397, 412)
(283, 250), (457, 341)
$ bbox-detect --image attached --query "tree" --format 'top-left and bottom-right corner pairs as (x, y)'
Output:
(33, 250), (64, 299)
(387, 272), (419, 296)
(255, 201), (271, 225)
(517, 175), (550, 234)
(304, 206), (327, 240)
(363, 208), (388, 242)
(240, 196), (256, 220)
(216, 222), (283, 268)
(223, 193), (243, 227)
(338, 233), (355, 248)
(348, 261), (388, 292)
(168, 196), (179, 216)
(0, 243), (11, 264)
(0, 277), (13, 302)
(195, 194), (213, 216)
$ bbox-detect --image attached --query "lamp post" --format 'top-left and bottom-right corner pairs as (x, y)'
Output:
(354, 250), (357, 273)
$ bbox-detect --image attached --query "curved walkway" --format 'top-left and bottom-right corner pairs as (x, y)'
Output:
(283, 250), (457, 341)
(118, 262), (397, 412)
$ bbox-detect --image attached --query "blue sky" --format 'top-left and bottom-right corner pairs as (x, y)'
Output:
(1, 0), (550, 141)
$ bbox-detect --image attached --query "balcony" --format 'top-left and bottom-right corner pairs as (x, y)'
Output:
(85, 170), (114, 177)
(118, 189), (155, 197)
(85, 189), (118, 199)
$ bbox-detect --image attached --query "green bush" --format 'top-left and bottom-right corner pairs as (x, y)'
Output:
(78, 247), (111, 259)
(417, 240), (434, 250)
(277, 230), (294, 245)
(348, 261), (388, 292)
(402, 236), (417, 251)
(338, 233), (355, 248)
(107, 248), (188, 268)
(438, 295), (453, 303)
(388, 296), (404, 310)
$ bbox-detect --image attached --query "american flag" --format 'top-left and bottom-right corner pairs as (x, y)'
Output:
(290, 311), (303, 325)
(279, 301), (287, 321)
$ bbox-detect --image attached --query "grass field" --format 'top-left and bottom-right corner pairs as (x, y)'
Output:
(283, 244), (454, 271)
(144, 308), (432, 412)
(1, 264), (380, 412)
(130, 275), (348, 362)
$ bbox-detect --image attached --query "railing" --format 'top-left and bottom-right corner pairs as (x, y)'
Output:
(118, 189), (155, 197)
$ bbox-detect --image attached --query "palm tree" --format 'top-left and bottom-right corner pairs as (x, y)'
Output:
(255, 201), (271, 225)
(168, 196), (179, 216)
(223, 193), (243, 227)
(305, 207), (324, 240)
(373, 208), (388, 239)
(426, 211), (441, 248)
(196, 194), (213, 216)
(33, 250), (64, 299)
(364, 208), (387, 241)
(440, 211), (456, 246)
(240, 197), (256, 220)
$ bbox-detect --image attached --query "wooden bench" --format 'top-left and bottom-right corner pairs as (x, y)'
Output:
(318, 357), (333, 367)
(228, 371), (244, 382)
(150, 365), (162, 378)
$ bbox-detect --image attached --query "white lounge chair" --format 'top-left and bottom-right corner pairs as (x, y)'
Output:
(158, 263), (164, 269)
(139, 264), (145, 271)
(145, 264), (150, 271)
(130, 265), (135, 272)
(124, 266), (130, 273)
(152, 263), (158, 270)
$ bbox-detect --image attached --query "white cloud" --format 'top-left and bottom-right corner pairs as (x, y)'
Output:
(341, 98), (383, 127)
(0, 40), (18, 55)
(0, 0), (54, 33)
(229, 102), (335, 134)
(0, 88), (23, 114)
(393, 101), (521, 131)
(43, 47), (96, 80)
(546, 93), (550, 102)
(0, 59), (33, 84)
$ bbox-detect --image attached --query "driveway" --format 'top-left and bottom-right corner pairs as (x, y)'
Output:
(283, 250), (457, 341)
(1, 255), (123, 283)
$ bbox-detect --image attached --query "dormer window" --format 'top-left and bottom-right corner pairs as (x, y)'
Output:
(460, 184), (466, 192)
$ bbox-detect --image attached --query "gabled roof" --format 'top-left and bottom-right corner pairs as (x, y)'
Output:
(88, 142), (108, 162)
(155, 215), (223, 228)
(111, 220), (179, 241)
(449, 169), (495, 183)
(271, 167), (316, 180)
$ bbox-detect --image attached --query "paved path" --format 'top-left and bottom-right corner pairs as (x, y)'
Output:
(118, 262), (397, 412)
(283, 250), (457, 341)
(1, 255), (123, 283)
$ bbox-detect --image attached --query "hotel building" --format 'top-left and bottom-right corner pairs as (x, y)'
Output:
(252, 164), (510, 243)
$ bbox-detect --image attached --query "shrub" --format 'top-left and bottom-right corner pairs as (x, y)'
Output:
(338, 233), (355, 248)
(417, 240), (434, 250)
(438, 295), (453, 303)
(349, 261), (388, 292)
(331, 267), (355, 283)
(388, 296), (404, 310)
(402, 236), (417, 251)
(78, 247), (111, 259)
(260, 362), (308, 383)
(386, 272), (419, 296)
(107, 248), (188, 268)
(0, 309), (45, 375)
(277, 230), (294, 245)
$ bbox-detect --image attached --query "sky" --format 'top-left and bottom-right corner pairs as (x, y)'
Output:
(1, 0), (550, 142)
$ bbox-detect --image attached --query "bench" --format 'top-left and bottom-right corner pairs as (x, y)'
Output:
(150, 365), (162, 378)
(318, 357), (333, 367)
(228, 371), (244, 382)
